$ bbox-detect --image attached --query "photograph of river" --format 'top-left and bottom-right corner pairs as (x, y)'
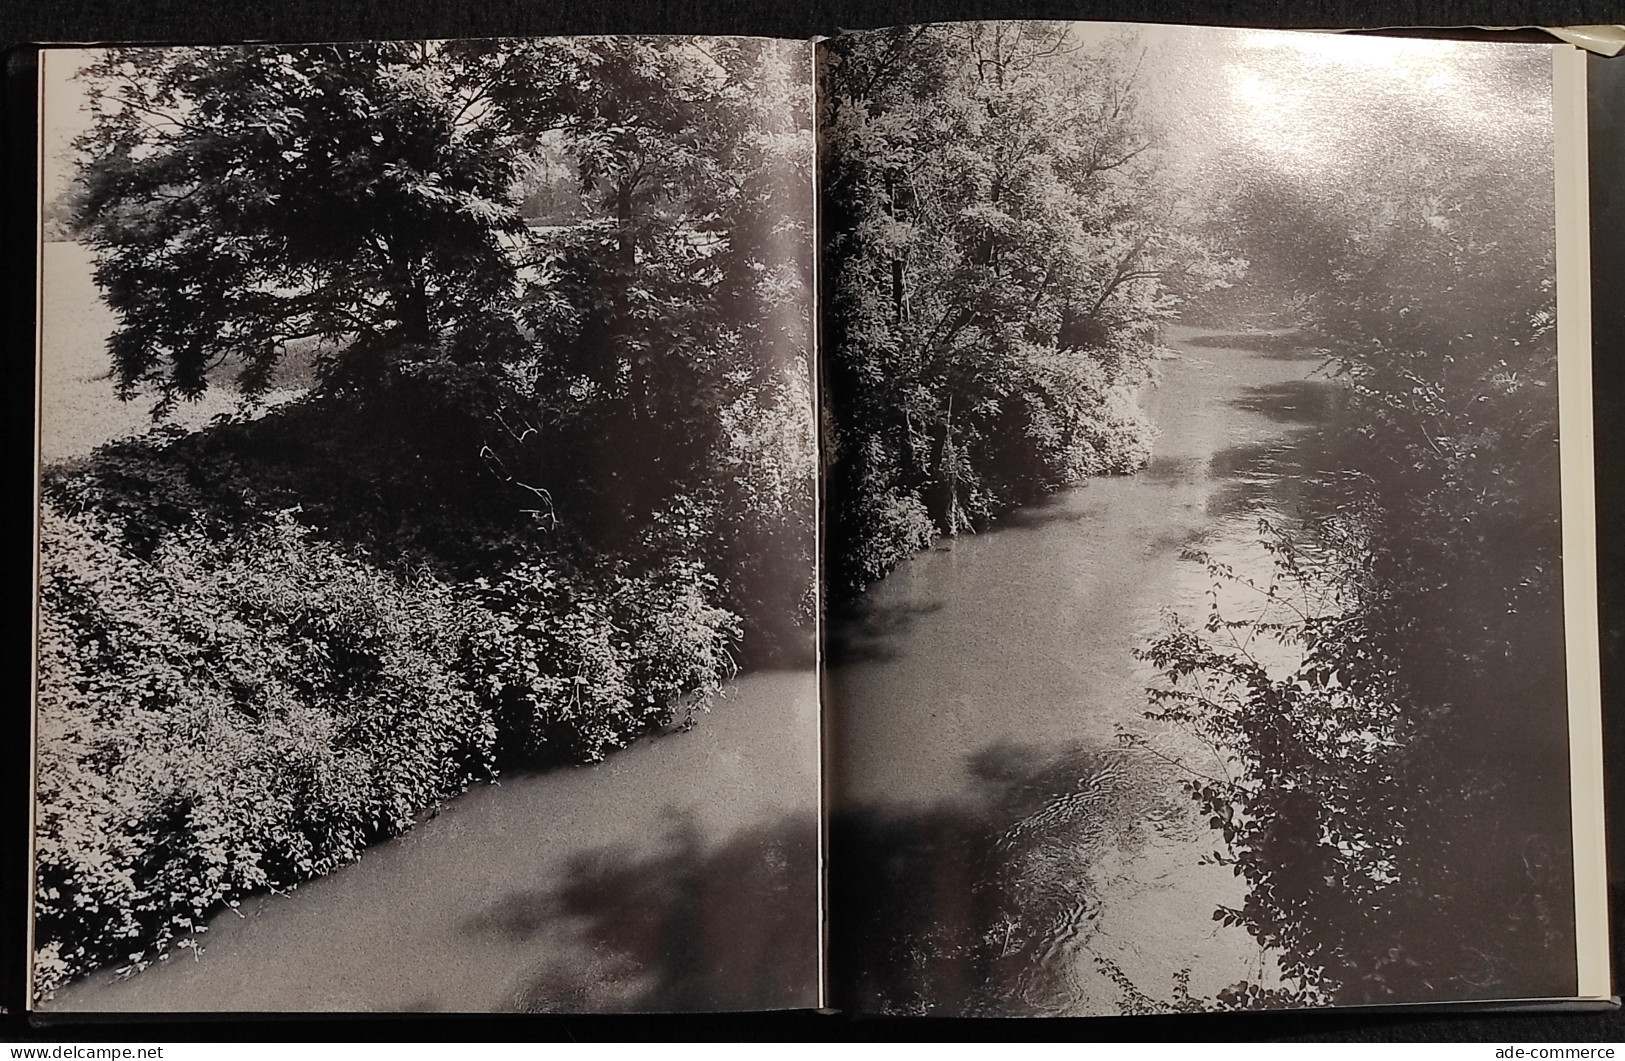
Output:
(33, 40), (823, 1012)
(32, 19), (1597, 1021)
(820, 22), (1584, 1015)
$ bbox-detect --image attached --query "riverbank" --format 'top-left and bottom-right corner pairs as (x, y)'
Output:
(34, 286), (1325, 1014)
(35, 237), (823, 1014)
(826, 323), (1337, 1015)
(41, 669), (819, 1013)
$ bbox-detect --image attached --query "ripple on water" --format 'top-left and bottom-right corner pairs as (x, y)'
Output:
(827, 324), (1339, 1015)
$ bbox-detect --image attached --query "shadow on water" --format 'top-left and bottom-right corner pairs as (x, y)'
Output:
(1228, 379), (1343, 425)
(1181, 331), (1327, 361)
(1138, 454), (1208, 488)
(465, 811), (818, 1013)
(830, 740), (1200, 1017)
(995, 493), (1094, 532)
(826, 599), (946, 666)
(1201, 379), (1352, 524)
(1204, 438), (1312, 524)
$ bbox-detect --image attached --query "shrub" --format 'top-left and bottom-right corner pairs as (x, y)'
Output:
(1138, 519), (1573, 1004)
(36, 486), (746, 997)
(838, 488), (939, 597)
(35, 406), (754, 998)
(34, 506), (493, 997)
(466, 555), (741, 765)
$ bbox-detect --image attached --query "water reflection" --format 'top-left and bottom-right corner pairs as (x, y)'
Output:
(1139, 454), (1209, 487)
(995, 495), (1098, 532)
(1181, 330), (1327, 361)
(470, 811), (819, 1013)
(1228, 379), (1343, 425)
(1205, 383), (1349, 524)
(831, 741), (1196, 1016)
(826, 599), (947, 666)
(826, 326), (1337, 1016)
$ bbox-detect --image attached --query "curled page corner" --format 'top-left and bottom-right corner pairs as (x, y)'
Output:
(1543, 25), (1625, 56)
(1314, 24), (1625, 56)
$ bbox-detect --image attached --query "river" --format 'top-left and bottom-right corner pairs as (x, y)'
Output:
(826, 322), (1340, 1016)
(42, 670), (821, 1014)
(40, 314), (1333, 1016)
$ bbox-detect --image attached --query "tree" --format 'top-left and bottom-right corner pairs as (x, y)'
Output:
(820, 23), (1235, 595)
(488, 39), (816, 555)
(1139, 42), (1572, 1004)
(73, 38), (818, 636)
(75, 43), (536, 407)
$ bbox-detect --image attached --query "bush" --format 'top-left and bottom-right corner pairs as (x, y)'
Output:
(35, 428), (750, 997)
(466, 555), (741, 765)
(34, 507), (493, 997)
(1138, 517), (1573, 1005)
(836, 488), (939, 597)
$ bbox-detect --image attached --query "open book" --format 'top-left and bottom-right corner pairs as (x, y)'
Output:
(29, 20), (1611, 1018)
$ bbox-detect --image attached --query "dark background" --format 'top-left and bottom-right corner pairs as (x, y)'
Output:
(5, 0), (1625, 1043)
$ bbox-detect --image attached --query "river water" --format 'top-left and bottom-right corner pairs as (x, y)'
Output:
(40, 310), (1334, 1016)
(826, 323), (1341, 1016)
(43, 671), (822, 1013)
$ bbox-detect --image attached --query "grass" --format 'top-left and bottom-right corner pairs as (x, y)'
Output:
(39, 242), (317, 465)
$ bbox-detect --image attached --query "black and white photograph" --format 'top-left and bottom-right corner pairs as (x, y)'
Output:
(819, 22), (1603, 1017)
(32, 38), (822, 1013)
(27, 15), (1611, 1029)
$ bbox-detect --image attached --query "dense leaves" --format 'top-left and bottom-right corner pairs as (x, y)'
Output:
(34, 427), (761, 996)
(1135, 536), (1408, 1001)
(820, 24), (1235, 597)
(38, 37), (815, 996)
(1140, 44), (1573, 1004)
(75, 44), (530, 405)
(35, 505), (494, 992)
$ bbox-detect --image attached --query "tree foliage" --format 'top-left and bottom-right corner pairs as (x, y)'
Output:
(74, 39), (816, 557)
(1140, 45), (1573, 1004)
(40, 37), (816, 996)
(820, 23), (1237, 596)
(1135, 534), (1410, 1001)
(76, 44), (531, 404)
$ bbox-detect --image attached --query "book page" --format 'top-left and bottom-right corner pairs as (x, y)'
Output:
(817, 21), (1602, 1016)
(32, 38), (822, 1013)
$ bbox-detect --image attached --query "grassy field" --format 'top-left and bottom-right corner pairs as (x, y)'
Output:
(39, 241), (316, 465)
